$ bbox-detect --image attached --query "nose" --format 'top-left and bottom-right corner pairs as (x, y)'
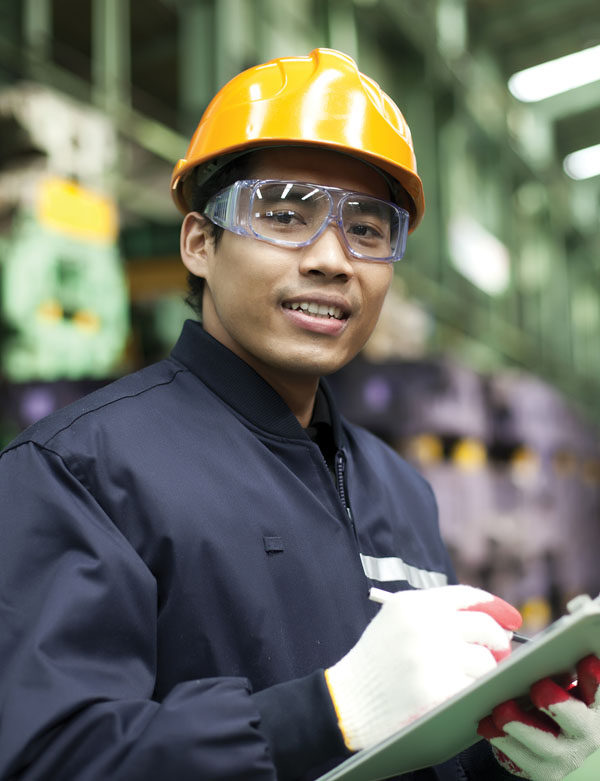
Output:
(298, 224), (355, 280)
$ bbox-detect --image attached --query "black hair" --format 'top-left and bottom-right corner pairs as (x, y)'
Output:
(185, 154), (252, 317)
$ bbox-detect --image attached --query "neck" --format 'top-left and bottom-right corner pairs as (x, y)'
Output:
(201, 317), (319, 428)
(231, 351), (319, 427)
(255, 370), (319, 429)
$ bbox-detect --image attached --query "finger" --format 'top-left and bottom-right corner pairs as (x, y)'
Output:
(492, 698), (560, 736)
(490, 740), (543, 780)
(461, 641), (498, 679)
(576, 655), (600, 708)
(530, 678), (595, 738)
(478, 714), (505, 740)
(479, 702), (570, 780)
(460, 593), (522, 632)
(426, 585), (522, 631)
(479, 710), (552, 779)
(490, 745), (531, 779)
(478, 709), (552, 778)
(454, 610), (513, 662)
(424, 585), (500, 611)
(492, 719), (582, 774)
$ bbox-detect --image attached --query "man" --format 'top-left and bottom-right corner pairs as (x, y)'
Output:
(0, 48), (598, 781)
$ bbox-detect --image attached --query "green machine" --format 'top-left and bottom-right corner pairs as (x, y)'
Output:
(1, 176), (129, 382)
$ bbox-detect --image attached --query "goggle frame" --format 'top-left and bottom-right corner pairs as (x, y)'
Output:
(203, 179), (410, 262)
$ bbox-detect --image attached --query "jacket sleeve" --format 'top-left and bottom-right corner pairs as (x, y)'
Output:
(0, 442), (275, 780)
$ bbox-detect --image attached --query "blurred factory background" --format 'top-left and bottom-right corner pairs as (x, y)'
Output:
(0, 0), (599, 630)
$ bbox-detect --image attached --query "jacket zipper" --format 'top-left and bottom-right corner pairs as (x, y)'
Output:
(335, 451), (370, 598)
(335, 450), (354, 527)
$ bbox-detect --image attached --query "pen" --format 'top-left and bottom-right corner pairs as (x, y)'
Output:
(368, 587), (530, 643)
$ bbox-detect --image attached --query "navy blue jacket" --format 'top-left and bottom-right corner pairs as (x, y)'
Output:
(0, 320), (506, 780)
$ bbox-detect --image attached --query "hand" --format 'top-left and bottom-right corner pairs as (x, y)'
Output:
(478, 655), (600, 780)
(325, 585), (521, 751)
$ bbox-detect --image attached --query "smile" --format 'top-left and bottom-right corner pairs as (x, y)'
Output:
(283, 302), (345, 320)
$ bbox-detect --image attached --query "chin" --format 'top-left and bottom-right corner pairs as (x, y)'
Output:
(277, 352), (353, 378)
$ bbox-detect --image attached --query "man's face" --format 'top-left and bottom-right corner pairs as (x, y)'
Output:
(182, 147), (395, 385)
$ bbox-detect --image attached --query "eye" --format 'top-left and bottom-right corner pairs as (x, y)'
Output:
(264, 209), (304, 225)
(258, 209), (307, 227)
(347, 221), (385, 240)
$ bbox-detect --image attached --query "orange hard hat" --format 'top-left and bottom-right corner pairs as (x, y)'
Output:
(171, 48), (425, 230)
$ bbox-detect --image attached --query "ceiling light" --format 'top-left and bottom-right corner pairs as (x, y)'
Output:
(508, 44), (600, 102)
(563, 144), (600, 180)
(448, 216), (510, 295)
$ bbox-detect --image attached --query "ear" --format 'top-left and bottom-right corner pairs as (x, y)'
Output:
(180, 212), (215, 278)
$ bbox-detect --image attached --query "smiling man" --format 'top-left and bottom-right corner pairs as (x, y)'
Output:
(180, 147), (396, 427)
(3, 48), (597, 781)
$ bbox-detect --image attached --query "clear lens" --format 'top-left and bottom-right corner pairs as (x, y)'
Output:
(250, 182), (331, 244)
(341, 194), (398, 259)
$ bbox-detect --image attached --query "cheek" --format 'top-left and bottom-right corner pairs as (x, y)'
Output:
(359, 268), (393, 324)
(209, 252), (256, 306)
(210, 259), (277, 332)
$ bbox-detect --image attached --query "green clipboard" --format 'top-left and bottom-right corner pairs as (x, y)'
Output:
(318, 594), (600, 781)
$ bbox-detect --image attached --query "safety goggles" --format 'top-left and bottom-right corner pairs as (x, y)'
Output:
(203, 179), (410, 262)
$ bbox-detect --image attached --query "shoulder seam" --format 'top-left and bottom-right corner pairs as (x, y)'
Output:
(0, 440), (158, 572)
(2, 439), (88, 485)
(2, 367), (188, 452)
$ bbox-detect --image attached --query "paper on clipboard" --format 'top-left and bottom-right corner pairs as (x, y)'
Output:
(317, 594), (600, 781)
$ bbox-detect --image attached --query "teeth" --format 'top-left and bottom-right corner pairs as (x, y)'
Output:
(284, 302), (344, 320)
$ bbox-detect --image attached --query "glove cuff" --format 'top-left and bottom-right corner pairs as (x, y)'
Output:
(325, 654), (394, 752)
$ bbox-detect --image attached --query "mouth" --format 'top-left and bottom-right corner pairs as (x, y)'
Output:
(282, 301), (348, 321)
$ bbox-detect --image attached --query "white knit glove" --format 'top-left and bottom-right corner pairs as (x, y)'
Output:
(478, 654), (600, 780)
(325, 585), (522, 752)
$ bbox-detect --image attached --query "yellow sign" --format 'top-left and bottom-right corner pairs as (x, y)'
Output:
(37, 177), (118, 243)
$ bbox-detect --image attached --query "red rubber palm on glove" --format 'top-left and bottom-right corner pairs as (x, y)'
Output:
(478, 654), (600, 780)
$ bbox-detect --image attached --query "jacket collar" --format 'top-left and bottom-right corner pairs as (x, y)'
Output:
(170, 319), (345, 446)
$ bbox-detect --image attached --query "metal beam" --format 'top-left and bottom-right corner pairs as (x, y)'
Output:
(0, 31), (187, 165)
(471, 0), (595, 46)
(214, 0), (254, 87)
(327, 0), (358, 61)
(23, 0), (52, 63)
(92, 0), (131, 113)
(178, 0), (215, 134)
